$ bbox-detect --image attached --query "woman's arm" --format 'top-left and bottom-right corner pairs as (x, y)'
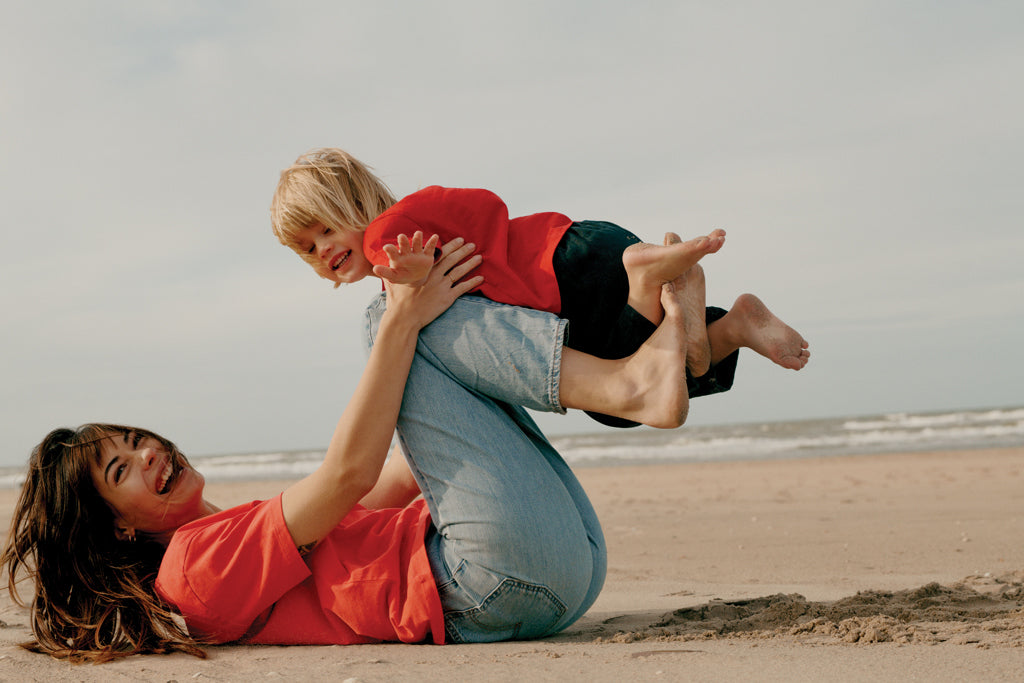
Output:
(357, 445), (421, 510)
(280, 238), (482, 549)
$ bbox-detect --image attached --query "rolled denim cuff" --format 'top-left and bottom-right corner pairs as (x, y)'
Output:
(364, 294), (568, 415)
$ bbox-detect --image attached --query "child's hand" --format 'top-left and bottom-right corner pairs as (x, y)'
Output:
(383, 237), (484, 329)
(373, 231), (439, 285)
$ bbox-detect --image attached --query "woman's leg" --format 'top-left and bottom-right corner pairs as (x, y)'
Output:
(496, 403), (607, 629)
(365, 297), (606, 642)
(410, 294), (568, 414)
(403, 293), (690, 429)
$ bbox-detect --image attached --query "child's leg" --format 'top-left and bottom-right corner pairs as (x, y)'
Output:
(551, 222), (738, 428)
(553, 222), (723, 390)
(589, 228), (724, 382)
(707, 293), (810, 370)
(631, 232), (809, 374)
(622, 228), (726, 327)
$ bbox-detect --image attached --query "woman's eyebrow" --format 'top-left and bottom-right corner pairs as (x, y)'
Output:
(103, 455), (119, 484)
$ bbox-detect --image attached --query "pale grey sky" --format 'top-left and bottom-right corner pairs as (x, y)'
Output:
(2, 1), (1022, 465)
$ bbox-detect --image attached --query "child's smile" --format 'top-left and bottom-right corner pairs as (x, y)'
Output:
(297, 223), (373, 284)
(329, 250), (351, 272)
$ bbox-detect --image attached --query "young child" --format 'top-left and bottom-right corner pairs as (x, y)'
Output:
(270, 147), (809, 427)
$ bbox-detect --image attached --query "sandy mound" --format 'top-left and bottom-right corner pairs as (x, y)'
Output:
(600, 571), (1024, 647)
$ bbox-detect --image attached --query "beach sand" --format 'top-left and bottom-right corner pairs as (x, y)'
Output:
(1, 446), (1022, 681)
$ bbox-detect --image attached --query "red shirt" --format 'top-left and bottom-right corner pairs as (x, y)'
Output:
(363, 186), (573, 314)
(155, 495), (444, 645)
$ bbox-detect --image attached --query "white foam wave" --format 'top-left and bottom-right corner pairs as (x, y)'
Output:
(558, 415), (1024, 464)
(844, 408), (1024, 431)
(0, 407), (1019, 488)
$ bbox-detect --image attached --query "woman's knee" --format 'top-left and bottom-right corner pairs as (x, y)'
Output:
(442, 576), (569, 643)
(439, 566), (595, 643)
(431, 531), (599, 642)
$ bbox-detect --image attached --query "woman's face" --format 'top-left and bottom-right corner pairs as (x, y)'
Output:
(90, 430), (212, 541)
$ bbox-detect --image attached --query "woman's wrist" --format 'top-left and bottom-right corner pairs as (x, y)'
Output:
(376, 306), (424, 342)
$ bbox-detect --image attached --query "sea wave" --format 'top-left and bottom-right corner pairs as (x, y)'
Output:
(842, 408), (1024, 431)
(0, 406), (1020, 488)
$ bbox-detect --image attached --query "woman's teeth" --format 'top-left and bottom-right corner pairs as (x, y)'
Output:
(158, 462), (173, 494)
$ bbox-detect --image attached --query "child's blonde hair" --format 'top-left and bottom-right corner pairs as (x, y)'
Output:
(270, 148), (397, 268)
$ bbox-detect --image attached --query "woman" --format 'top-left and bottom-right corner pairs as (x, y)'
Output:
(2, 238), (697, 662)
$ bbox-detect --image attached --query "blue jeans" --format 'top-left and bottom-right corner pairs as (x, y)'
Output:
(364, 294), (607, 643)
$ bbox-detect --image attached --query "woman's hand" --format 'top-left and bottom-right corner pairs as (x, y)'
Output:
(383, 236), (483, 330)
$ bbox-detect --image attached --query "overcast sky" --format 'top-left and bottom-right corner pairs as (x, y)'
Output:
(2, 1), (1022, 466)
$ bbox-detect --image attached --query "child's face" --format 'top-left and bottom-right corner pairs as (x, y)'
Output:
(294, 223), (373, 284)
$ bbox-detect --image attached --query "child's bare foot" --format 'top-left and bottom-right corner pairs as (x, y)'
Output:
(624, 229), (725, 325)
(710, 294), (810, 370)
(616, 282), (691, 428)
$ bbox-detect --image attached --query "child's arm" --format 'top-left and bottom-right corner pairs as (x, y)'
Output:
(372, 231), (439, 285)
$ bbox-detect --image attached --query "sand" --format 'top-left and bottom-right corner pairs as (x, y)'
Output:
(1, 446), (1022, 681)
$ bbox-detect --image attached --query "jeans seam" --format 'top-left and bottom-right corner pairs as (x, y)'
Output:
(549, 318), (567, 414)
(443, 577), (568, 643)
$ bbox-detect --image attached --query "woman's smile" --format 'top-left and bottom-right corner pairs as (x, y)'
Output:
(91, 431), (217, 541)
(157, 458), (178, 494)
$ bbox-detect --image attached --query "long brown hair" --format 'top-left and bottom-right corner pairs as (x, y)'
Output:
(1, 424), (207, 662)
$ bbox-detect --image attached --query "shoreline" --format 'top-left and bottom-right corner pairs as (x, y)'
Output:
(2, 440), (1017, 492)
(1, 446), (1022, 681)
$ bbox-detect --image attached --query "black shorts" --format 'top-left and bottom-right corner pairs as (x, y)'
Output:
(552, 220), (737, 413)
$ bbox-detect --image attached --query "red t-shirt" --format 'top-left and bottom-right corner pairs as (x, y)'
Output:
(363, 186), (573, 314)
(155, 495), (444, 645)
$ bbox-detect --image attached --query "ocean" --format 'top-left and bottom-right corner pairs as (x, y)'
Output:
(2, 406), (1021, 489)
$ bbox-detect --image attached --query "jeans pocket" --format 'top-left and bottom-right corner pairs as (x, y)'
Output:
(444, 578), (567, 644)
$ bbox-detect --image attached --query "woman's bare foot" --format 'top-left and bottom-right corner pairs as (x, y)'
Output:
(618, 282), (690, 427)
(624, 229), (726, 325)
(709, 294), (810, 370)
(671, 260), (711, 377)
(559, 284), (691, 428)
